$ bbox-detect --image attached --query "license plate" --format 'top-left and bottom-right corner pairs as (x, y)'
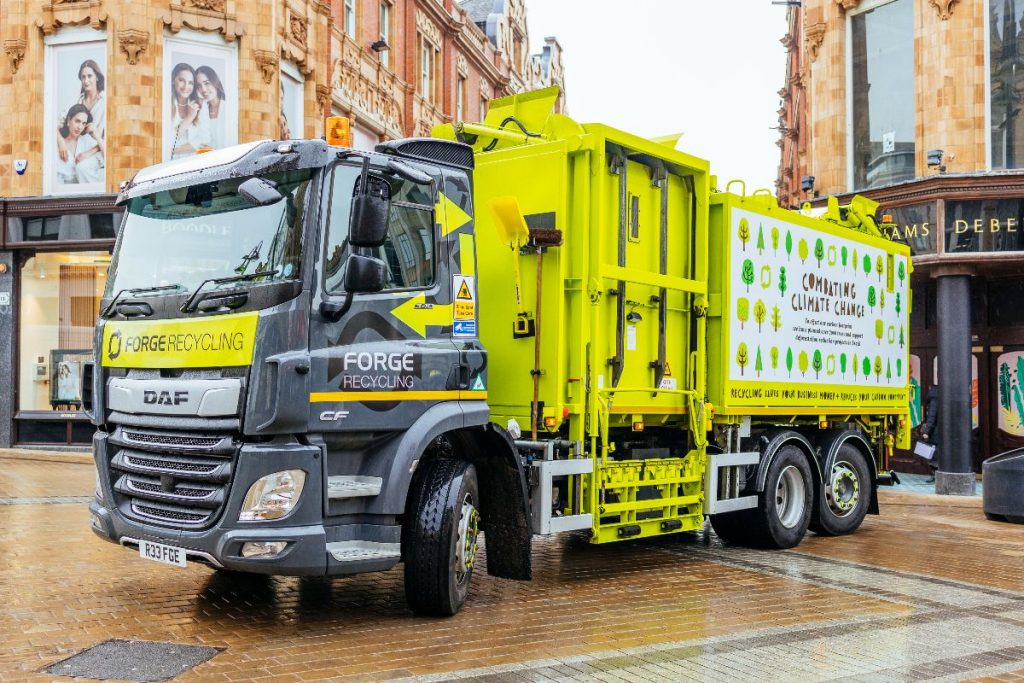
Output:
(139, 539), (187, 568)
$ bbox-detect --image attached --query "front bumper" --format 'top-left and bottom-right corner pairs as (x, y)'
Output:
(91, 431), (400, 576)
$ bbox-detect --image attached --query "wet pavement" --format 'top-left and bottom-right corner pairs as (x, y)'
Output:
(1, 450), (1022, 682)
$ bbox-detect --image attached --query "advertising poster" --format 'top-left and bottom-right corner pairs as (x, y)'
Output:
(932, 355), (979, 429)
(909, 354), (922, 428)
(280, 64), (304, 140)
(726, 208), (910, 406)
(163, 34), (238, 161)
(44, 33), (107, 195)
(996, 352), (1024, 436)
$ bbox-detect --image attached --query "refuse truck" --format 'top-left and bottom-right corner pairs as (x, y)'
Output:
(88, 86), (911, 615)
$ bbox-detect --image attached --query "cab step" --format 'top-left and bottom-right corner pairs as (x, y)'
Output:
(327, 475), (383, 499)
(326, 540), (400, 562)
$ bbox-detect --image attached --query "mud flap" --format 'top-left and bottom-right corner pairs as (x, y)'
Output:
(455, 424), (532, 580)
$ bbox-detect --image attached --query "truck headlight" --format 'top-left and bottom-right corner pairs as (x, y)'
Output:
(239, 470), (306, 521)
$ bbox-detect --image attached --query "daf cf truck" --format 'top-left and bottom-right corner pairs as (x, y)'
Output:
(89, 87), (910, 615)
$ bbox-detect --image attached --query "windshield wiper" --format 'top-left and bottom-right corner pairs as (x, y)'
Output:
(101, 284), (185, 317)
(180, 270), (280, 313)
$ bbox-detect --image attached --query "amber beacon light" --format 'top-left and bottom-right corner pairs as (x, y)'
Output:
(326, 116), (352, 147)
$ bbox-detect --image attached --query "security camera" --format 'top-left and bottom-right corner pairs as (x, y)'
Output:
(14, 160), (27, 175)
(800, 175), (815, 192)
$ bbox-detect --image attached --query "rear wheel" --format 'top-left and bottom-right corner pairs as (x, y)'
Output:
(748, 445), (813, 549)
(403, 458), (480, 616)
(810, 444), (872, 536)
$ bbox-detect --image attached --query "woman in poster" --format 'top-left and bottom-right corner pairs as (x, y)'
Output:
(56, 59), (106, 168)
(55, 104), (103, 184)
(169, 62), (210, 158)
(195, 65), (226, 150)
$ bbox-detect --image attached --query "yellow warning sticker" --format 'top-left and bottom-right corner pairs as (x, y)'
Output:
(453, 275), (475, 322)
(101, 311), (259, 368)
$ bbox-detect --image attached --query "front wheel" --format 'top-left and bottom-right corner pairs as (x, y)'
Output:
(810, 444), (872, 536)
(748, 445), (813, 549)
(403, 458), (481, 616)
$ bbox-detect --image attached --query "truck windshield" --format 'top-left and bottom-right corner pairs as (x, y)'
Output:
(106, 168), (313, 296)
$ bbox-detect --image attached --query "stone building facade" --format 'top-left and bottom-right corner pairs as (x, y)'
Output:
(778, 0), (1024, 485)
(0, 0), (564, 448)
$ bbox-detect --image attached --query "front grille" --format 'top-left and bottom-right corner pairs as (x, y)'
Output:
(124, 431), (221, 448)
(109, 426), (236, 530)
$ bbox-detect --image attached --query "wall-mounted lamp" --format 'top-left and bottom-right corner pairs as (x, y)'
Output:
(370, 40), (390, 52)
(800, 175), (815, 194)
(927, 149), (946, 174)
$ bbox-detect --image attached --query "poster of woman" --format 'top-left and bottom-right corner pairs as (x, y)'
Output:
(44, 36), (107, 195)
(163, 34), (237, 161)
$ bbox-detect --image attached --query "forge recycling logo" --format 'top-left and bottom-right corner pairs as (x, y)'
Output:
(106, 330), (123, 361)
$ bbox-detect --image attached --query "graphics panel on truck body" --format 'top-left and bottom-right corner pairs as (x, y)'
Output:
(707, 193), (911, 421)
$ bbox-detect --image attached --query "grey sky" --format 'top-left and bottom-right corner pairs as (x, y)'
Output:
(526, 1), (790, 193)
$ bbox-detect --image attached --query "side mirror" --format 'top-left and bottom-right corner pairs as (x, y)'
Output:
(238, 177), (283, 207)
(349, 192), (389, 247)
(344, 254), (386, 293)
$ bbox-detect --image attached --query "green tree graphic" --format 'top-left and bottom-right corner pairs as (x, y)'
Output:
(1000, 363), (1013, 410)
(875, 319), (883, 344)
(853, 354), (859, 379)
(863, 253), (871, 276)
(812, 350), (823, 379)
(841, 245), (849, 267)
(895, 292), (901, 315)
(852, 248), (859, 273)
(880, 290), (886, 311)
(840, 352), (848, 377)
(778, 267), (788, 298)
(867, 286), (876, 312)
(738, 218), (750, 251)
(786, 347), (794, 378)
(862, 356), (871, 377)
(737, 297), (749, 330)
(898, 260), (906, 285)
(756, 225), (765, 255)
(798, 238), (809, 263)
(814, 238), (825, 267)
(876, 255), (884, 282)
(1014, 383), (1024, 425)
(771, 227), (780, 254)
(785, 230), (793, 260)
(886, 359), (892, 381)
(874, 356), (883, 382)
(770, 346), (780, 370)
(742, 259), (755, 293)
(799, 350), (809, 376)
(754, 299), (767, 332)
(899, 325), (905, 348)
(755, 346), (763, 377)
(770, 305), (781, 332)
(737, 343), (749, 375)
(897, 358), (902, 377)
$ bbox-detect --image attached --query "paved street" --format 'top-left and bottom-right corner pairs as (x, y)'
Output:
(1, 451), (1023, 683)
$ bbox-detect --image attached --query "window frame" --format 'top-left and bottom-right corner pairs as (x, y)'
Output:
(845, 0), (915, 190)
(378, 1), (391, 68)
(321, 161), (438, 296)
(418, 33), (439, 103)
(345, 0), (357, 39)
(456, 75), (466, 122)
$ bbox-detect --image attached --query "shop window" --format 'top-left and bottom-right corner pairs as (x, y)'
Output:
(7, 211), (121, 242)
(910, 283), (927, 329)
(849, 0), (915, 189)
(989, 278), (1024, 326)
(880, 203), (937, 255)
(18, 251), (111, 414)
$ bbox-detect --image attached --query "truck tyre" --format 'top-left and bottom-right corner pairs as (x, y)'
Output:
(749, 445), (813, 549)
(709, 510), (754, 545)
(403, 458), (481, 617)
(809, 444), (872, 536)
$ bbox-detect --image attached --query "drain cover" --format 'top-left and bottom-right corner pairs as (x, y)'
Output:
(44, 639), (220, 681)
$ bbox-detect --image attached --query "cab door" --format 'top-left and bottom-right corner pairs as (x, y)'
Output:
(308, 159), (458, 438)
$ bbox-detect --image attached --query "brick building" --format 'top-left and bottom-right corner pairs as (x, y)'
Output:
(777, 0), (1024, 482)
(0, 0), (564, 447)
